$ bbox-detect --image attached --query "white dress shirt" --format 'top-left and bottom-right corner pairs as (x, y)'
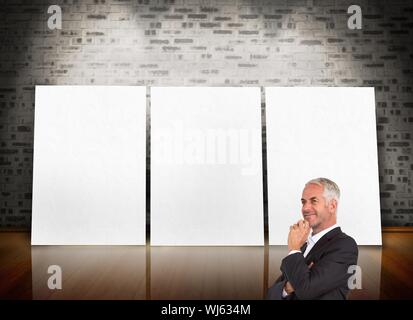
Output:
(282, 224), (339, 298)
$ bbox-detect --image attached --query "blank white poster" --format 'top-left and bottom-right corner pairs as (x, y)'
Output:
(32, 86), (146, 245)
(151, 87), (263, 245)
(266, 87), (381, 245)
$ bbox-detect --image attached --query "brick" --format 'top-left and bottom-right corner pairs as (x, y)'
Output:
(264, 15), (282, 19)
(0, 149), (18, 155)
(352, 53), (373, 60)
(327, 38), (344, 43)
(238, 30), (259, 35)
(87, 14), (107, 19)
(200, 22), (220, 28)
(227, 23), (243, 27)
(239, 14), (259, 19)
(164, 15), (184, 20)
(300, 40), (323, 45)
(174, 39), (193, 44)
(188, 14), (207, 19)
(174, 8), (193, 13)
(0, 0), (412, 229)
(213, 30), (232, 34)
(200, 7), (219, 13)
(214, 17), (231, 21)
(149, 7), (169, 12)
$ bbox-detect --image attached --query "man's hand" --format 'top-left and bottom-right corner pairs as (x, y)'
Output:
(284, 281), (295, 295)
(288, 219), (311, 251)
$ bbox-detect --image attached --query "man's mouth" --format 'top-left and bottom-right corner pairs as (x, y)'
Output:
(304, 213), (316, 218)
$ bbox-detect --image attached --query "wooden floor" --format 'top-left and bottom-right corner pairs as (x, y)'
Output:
(0, 231), (412, 299)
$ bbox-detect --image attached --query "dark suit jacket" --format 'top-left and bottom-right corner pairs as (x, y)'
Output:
(267, 227), (358, 300)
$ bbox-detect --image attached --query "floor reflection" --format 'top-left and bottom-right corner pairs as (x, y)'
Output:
(348, 246), (382, 299)
(30, 245), (382, 300)
(150, 246), (265, 299)
(31, 246), (147, 299)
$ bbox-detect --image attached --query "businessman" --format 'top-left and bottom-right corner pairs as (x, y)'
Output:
(267, 177), (358, 300)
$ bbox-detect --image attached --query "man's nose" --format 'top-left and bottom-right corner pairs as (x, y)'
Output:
(302, 202), (312, 212)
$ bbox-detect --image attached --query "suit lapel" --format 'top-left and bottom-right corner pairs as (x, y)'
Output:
(305, 227), (342, 263)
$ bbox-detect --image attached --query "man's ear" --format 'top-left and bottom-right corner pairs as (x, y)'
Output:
(329, 199), (338, 213)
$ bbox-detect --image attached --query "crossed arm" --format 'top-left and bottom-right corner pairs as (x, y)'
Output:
(281, 238), (358, 300)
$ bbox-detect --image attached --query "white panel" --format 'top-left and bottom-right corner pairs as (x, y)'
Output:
(266, 87), (381, 245)
(151, 87), (263, 245)
(32, 86), (146, 245)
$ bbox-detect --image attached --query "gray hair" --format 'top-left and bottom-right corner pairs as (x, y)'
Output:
(305, 177), (340, 204)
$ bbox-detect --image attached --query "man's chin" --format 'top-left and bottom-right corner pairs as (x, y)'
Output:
(306, 219), (319, 229)
(304, 215), (317, 225)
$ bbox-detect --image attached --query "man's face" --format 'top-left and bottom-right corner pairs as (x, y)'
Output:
(301, 183), (336, 231)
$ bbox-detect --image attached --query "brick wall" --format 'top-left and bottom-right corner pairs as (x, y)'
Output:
(0, 0), (412, 229)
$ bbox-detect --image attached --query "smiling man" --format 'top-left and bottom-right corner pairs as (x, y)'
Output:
(267, 177), (358, 300)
